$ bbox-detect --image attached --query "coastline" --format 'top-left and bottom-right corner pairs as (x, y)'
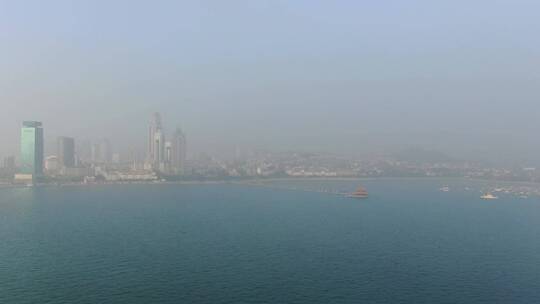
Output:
(1, 176), (540, 191)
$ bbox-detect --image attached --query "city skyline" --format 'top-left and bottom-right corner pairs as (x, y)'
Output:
(3, 112), (539, 187)
(2, 1), (540, 164)
(1, 112), (539, 168)
(5, 112), (189, 182)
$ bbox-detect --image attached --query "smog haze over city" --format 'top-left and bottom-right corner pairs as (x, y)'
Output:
(4, 2), (540, 304)
(2, 0), (540, 165)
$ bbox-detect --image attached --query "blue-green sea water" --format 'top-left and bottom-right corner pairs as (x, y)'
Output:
(1, 179), (540, 303)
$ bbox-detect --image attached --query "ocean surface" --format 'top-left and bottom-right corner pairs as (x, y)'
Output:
(1, 179), (540, 304)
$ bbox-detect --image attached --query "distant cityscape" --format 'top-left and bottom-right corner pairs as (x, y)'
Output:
(2, 113), (187, 184)
(0, 112), (539, 186)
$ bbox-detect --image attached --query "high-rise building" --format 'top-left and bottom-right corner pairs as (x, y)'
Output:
(148, 112), (165, 169)
(91, 139), (112, 164)
(100, 139), (112, 164)
(153, 129), (165, 166)
(2, 156), (15, 169)
(171, 128), (187, 175)
(91, 143), (99, 163)
(145, 112), (186, 174)
(57, 136), (75, 168)
(112, 153), (121, 164)
(165, 141), (172, 163)
(18, 121), (44, 181)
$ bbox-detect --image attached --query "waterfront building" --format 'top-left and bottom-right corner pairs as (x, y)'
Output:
(2, 156), (15, 169)
(164, 141), (172, 172)
(91, 139), (112, 164)
(57, 136), (75, 168)
(146, 112), (166, 171)
(17, 121), (44, 182)
(148, 112), (165, 169)
(91, 143), (99, 163)
(153, 129), (165, 167)
(45, 155), (59, 172)
(60, 166), (90, 178)
(100, 139), (112, 164)
(112, 153), (121, 164)
(171, 128), (187, 175)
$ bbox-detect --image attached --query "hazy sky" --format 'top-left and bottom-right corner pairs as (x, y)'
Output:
(1, 1), (540, 163)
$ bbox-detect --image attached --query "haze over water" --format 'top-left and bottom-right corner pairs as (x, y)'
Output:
(2, 179), (540, 303)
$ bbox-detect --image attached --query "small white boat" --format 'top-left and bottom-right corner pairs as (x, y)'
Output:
(480, 193), (498, 200)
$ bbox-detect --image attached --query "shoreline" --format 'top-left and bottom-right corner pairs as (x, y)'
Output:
(1, 176), (540, 191)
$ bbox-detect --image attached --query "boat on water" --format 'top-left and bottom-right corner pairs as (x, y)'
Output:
(480, 193), (498, 200)
(439, 186), (450, 192)
(347, 186), (368, 199)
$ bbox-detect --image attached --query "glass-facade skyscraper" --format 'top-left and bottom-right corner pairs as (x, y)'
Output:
(148, 112), (165, 169)
(171, 128), (187, 175)
(20, 121), (44, 178)
(57, 136), (75, 168)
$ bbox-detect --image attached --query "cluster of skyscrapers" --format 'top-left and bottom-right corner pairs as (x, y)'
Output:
(146, 112), (187, 175)
(12, 112), (187, 183)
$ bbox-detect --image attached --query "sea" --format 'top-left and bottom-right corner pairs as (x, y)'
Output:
(1, 178), (540, 304)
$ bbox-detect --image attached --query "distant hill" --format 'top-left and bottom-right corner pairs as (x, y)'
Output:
(393, 148), (455, 163)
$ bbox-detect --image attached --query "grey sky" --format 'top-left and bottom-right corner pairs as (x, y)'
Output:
(1, 1), (539, 163)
